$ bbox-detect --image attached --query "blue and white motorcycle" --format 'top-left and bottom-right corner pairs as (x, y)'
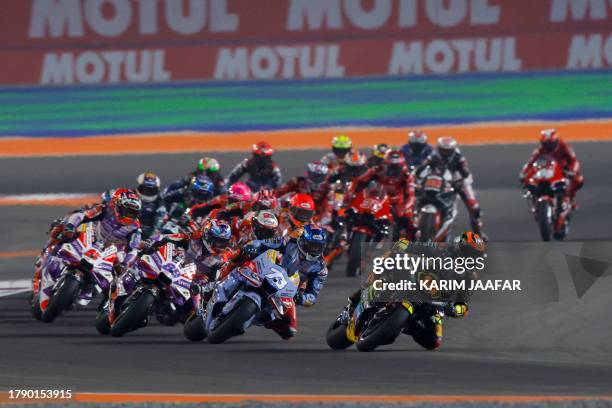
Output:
(183, 249), (298, 344)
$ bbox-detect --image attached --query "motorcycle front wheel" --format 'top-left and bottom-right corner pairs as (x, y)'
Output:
(346, 231), (366, 277)
(419, 212), (437, 242)
(207, 297), (259, 344)
(537, 201), (553, 241)
(356, 305), (411, 352)
(41, 273), (80, 323)
(183, 313), (207, 342)
(109, 290), (155, 337)
(326, 319), (353, 350)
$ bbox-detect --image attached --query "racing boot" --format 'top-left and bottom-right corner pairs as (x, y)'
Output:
(264, 303), (298, 340)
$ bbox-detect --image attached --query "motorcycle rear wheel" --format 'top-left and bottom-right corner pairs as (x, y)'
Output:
(356, 305), (411, 352)
(346, 231), (366, 277)
(207, 297), (258, 344)
(109, 291), (155, 337)
(419, 212), (436, 242)
(41, 274), (80, 323)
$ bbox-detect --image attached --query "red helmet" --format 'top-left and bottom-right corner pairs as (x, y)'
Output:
(251, 189), (278, 212)
(540, 129), (559, 152)
(289, 193), (316, 225)
(344, 150), (367, 177)
(228, 182), (252, 203)
(111, 188), (142, 226)
(252, 141), (274, 157)
(384, 150), (406, 177)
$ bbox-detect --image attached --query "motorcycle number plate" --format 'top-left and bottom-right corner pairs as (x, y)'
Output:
(424, 177), (443, 190)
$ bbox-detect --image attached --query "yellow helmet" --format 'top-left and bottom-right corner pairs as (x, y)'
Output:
(331, 134), (352, 157)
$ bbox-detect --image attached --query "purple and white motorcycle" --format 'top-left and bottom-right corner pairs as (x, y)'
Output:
(99, 242), (196, 337)
(32, 223), (116, 323)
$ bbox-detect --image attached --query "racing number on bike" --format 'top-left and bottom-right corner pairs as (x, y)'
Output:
(267, 267), (288, 290)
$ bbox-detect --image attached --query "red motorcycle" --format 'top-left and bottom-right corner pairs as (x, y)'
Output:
(343, 185), (392, 277)
(522, 156), (571, 241)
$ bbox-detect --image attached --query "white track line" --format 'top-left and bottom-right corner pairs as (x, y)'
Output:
(0, 279), (31, 298)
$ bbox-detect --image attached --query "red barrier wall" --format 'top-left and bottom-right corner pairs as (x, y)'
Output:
(0, 0), (610, 85)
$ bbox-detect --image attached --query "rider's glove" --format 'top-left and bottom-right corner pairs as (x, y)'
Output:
(447, 302), (469, 318)
(296, 292), (316, 307)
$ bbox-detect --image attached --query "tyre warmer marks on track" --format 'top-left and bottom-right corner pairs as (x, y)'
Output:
(1, 120), (611, 158)
(1, 392), (612, 405)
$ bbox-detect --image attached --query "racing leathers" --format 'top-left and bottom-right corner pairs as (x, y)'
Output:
(520, 139), (583, 206)
(226, 158), (282, 191)
(416, 151), (484, 236)
(275, 177), (332, 222)
(400, 143), (433, 168)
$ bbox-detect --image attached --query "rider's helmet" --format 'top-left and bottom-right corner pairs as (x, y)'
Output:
(408, 131), (428, 155)
(297, 224), (327, 261)
(252, 141), (274, 169)
(228, 182), (253, 204)
(540, 129), (559, 152)
(289, 193), (316, 225)
(111, 188), (142, 226)
(197, 157), (220, 176)
(383, 150), (406, 178)
(344, 151), (367, 177)
(454, 231), (486, 257)
(331, 134), (352, 158)
(188, 175), (215, 204)
(136, 172), (161, 203)
(437, 136), (458, 161)
(307, 161), (329, 188)
(365, 180), (385, 199)
(252, 210), (279, 240)
(372, 143), (389, 160)
(251, 189), (278, 213)
(202, 219), (232, 253)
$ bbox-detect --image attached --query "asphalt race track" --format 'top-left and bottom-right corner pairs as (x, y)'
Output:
(1, 143), (612, 395)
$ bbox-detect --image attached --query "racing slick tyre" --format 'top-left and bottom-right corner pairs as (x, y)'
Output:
(346, 231), (366, 277)
(41, 274), (80, 323)
(419, 212), (436, 242)
(537, 201), (553, 242)
(183, 313), (207, 342)
(326, 319), (353, 350)
(30, 293), (42, 321)
(95, 310), (110, 335)
(109, 291), (155, 337)
(207, 298), (259, 344)
(356, 305), (411, 352)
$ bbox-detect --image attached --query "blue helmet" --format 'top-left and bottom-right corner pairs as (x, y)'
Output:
(203, 219), (232, 252)
(297, 225), (327, 261)
(189, 175), (214, 203)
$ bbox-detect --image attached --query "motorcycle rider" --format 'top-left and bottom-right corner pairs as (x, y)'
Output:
(279, 193), (316, 240)
(226, 141), (282, 191)
(352, 150), (417, 240)
(275, 161), (331, 217)
(520, 129), (583, 209)
(401, 131), (433, 168)
(321, 135), (353, 174)
(41, 189), (142, 310)
(134, 172), (167, 239)
(329, 150), (368, 185)
(367, 143), (389, 168)
(185, 182), (253, 225)
(416, 137), (485, 237)
(162, 175), (216, 221)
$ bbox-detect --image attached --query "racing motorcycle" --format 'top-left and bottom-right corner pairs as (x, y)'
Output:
(415, 167), (458, 242)
(98, 242), (196, 337)
(183, 249), (298, 344)
(326, 289), (413, 352)
(31, 223), (116, 323)
(321, 180), (349, 270)
(522, 156), (571, 241)
(343, 189), (392, 277)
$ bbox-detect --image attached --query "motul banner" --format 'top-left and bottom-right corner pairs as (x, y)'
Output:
(0, 0), (610, 85)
